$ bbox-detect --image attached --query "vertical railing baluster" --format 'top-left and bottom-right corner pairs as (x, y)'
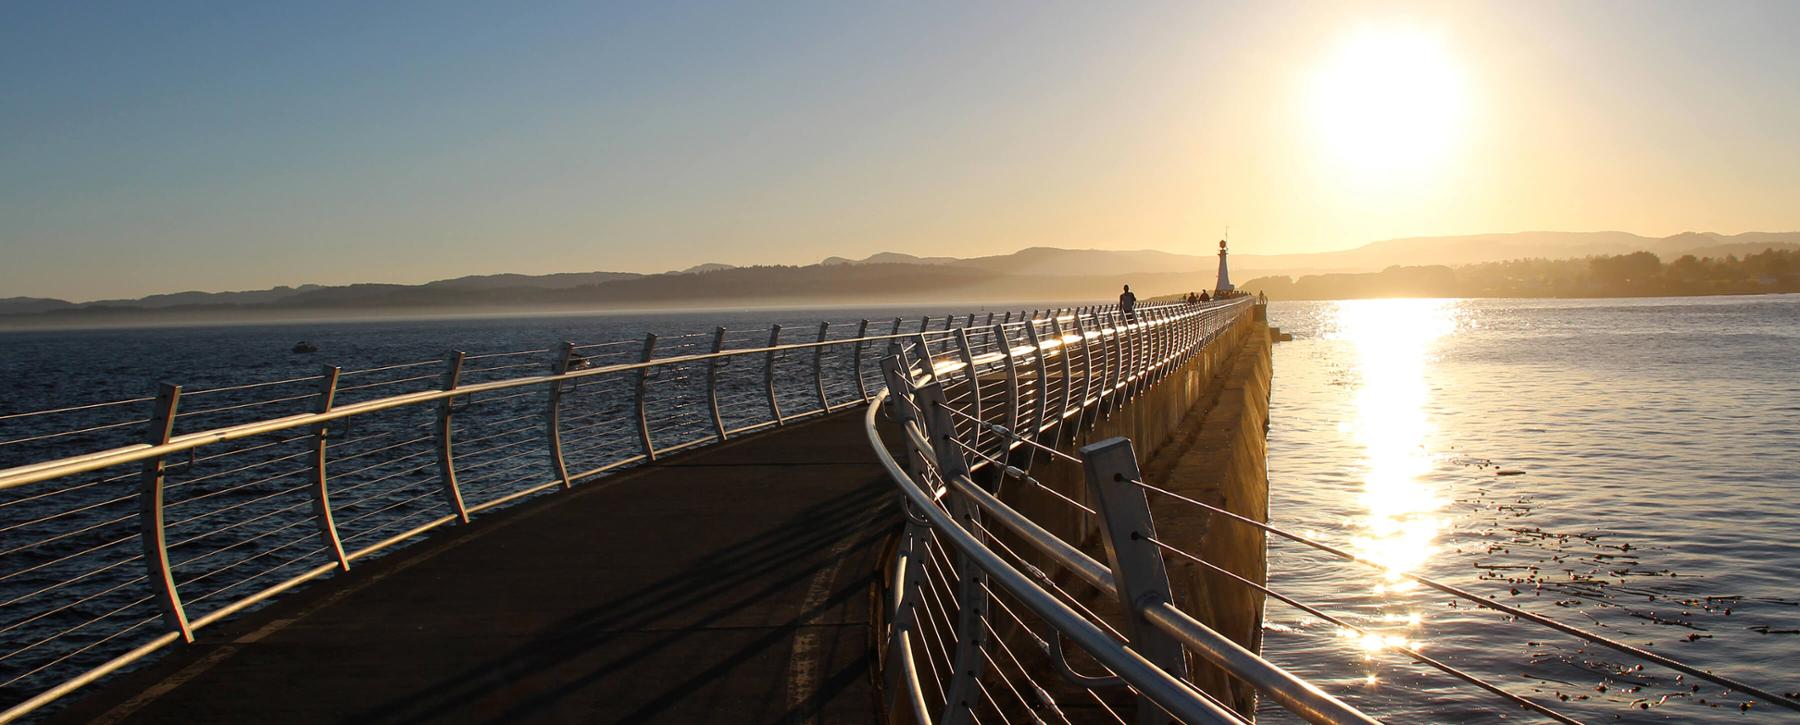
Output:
(878, 355), (933, 716)
(1153, 308), (1167, 380)
(1069, 314), (1093, 440)
(1026, 320), (1051, 436)
(952, 327), (981, 453)
(917, 383), (989, 725)
(1104, 312), (1125, 418)
(765, 324), (784, 427)
(993, 324), (1020, 451)
(813, 321), (831, 413)
(635, 333), (658, 461)
(138, 382), (194, 642)
(853, 319), (872, 402)
(888, 318), (906, 378)
(1021, 321), (1050, 473)
(1115, 311), (1132, 410)
(1144, 309), (1157, 387)
(1082, 436), (1189, 724)
(913, 333), (935, 385)
(1130, 309), (1144, 400)
(310, 366), (350, 571)
(708, 327), (729, 442)
(435, 352), (470, 524)
(1050, 315), (1073, 436)
(1124, 311), (1141, 403)
(547, 342), (576, 490)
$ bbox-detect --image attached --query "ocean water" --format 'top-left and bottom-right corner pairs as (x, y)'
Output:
(1259, 295), (1800, 722)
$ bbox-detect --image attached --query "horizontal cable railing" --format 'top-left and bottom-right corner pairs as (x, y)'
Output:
(867, 296), (1798, 724)
(0, 300), (1171, 722)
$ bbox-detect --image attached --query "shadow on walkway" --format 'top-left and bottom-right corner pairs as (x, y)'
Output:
(53, 412), (900, 724)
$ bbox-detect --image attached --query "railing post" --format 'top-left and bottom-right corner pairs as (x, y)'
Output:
(913, 333), (935, 385)
(1123, 312), (1141, 403)
(1050, 316), (1074, 435)
(546, 342), (577, 491)
(992, 324), (1020, 450)
(138, 382), (194, 643)
(1019, 322), (1050, 472)
(853, 319), (872, 402)
(1148, 308), (1165, 387)
(1181, 305), (1195, 361)
(764, 325), (784, 427)
(310, 366), (350, 571)
(952, 327), (982, 452)
(1151, 308), (1167, 381)
(707, 327), (729, 442)
(877, 355), (934, 716)
(943, 314), (954, 331)
(813, 321), (831, 413)
(1024, 321), (1051, 441)
(916, 383), (989, 725)
(1069, 314), (1094, 440)
(1132, 310), (1149, 397)
(635, 333), (658, 461)
(1081, 436), (1189, 724)
(1104, 312), (1124, 417)
(435, 351), (470, 524)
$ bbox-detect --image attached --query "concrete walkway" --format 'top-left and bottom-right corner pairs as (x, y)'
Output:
(55, 412), (899, 724)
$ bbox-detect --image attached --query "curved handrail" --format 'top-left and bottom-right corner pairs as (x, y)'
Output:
(866, 298), (1383, 724)
(0, 299), (1211, 721)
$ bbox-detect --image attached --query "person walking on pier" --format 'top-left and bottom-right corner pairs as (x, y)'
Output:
(1119, 284), (1137, 319)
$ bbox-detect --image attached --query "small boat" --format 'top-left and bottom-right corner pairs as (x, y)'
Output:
(292, 341), (318, 354)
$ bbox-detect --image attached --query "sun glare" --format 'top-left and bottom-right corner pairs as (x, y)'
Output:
(1309, 24), (1470, 179)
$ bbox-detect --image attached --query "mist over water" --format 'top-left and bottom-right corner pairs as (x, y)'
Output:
(1260, 294), (1800, 722)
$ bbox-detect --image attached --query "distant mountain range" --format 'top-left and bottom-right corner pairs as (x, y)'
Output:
(3, 231), (1796, 327)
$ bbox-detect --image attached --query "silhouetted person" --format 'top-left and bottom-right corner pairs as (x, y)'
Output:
(1199, 290), (1210, 303)
(1119, 284), (1137, 319)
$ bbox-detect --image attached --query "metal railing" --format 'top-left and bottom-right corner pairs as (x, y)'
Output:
(868, 298), (1800, 724)
(0, 300), (1164, 721)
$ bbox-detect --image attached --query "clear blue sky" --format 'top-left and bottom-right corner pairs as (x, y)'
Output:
(4, 1), (1798, 300)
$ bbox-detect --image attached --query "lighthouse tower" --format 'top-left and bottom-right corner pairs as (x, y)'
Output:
(1215, 239), (1234, 295)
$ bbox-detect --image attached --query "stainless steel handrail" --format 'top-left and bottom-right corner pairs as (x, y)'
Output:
(868, 299), (1386, 724)
(0, 299), (1195, 721)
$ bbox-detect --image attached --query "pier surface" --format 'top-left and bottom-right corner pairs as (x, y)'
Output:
(55, 413), (896, 724)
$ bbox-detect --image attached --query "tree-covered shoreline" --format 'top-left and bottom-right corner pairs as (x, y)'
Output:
(1242, 248), (1799, 300)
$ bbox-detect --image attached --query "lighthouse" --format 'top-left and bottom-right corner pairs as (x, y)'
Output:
(1215, 239), (1234, 295)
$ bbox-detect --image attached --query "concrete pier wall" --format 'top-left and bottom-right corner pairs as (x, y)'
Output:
(990, 307), (1274, 717)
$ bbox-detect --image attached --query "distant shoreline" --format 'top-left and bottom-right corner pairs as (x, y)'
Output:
(8, 290), (1796, 334)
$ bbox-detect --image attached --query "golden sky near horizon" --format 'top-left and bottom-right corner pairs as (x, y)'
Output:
(3, 2), (1798, 299)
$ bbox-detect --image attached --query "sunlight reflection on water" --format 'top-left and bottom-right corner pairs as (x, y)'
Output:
(1329, 300), (1460, 648)
(1262, 295), (1800, 722)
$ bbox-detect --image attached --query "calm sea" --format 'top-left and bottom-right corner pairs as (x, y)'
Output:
(2, 296), (1796, 722)
(1260, 295), (1800, 722)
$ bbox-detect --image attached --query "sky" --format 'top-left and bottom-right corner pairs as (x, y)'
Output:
(3, 1), (1799, 301)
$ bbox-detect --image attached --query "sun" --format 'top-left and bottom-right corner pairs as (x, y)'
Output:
(1308, 24), (1470, 179)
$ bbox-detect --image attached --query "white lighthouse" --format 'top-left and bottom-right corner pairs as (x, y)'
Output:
(1215, 239), (1234, 295)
